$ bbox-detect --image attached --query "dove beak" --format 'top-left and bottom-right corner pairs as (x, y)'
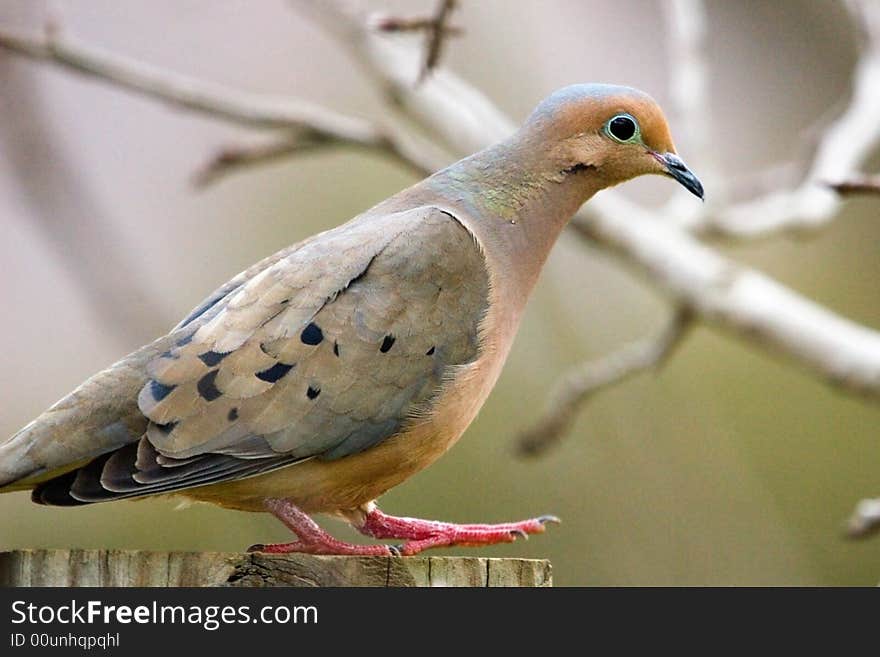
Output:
(658, 152), (704, 200)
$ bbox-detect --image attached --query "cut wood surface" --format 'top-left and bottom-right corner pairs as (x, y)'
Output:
(0, 550), (552, 587)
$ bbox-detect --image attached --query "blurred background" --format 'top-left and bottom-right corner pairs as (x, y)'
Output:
(0, 0), (878, 585)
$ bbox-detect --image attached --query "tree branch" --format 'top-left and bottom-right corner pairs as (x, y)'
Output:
(0, 26), (369, 134)
(192, 131), (435, 188)
(570, 206), (880, 395)
(192, 135), (330, 188)
(517, 309), (693, 457)
(0, 24), (440, 183)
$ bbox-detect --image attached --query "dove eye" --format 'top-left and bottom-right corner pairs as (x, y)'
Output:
(605, 114), (639, 143)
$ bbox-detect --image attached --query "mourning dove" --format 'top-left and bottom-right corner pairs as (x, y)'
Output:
(0, 84), (702, 555)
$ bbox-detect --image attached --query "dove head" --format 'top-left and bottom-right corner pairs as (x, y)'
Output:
(523, 83), (703, 199)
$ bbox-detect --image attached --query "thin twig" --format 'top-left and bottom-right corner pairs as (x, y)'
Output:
(419, 0), (458, 83)
(369, 0), (460, 84)
(846, 497), (880, 538)
(372, 15), (461, 36)
(192, 134), (329, 187)
(828, 175), (880, 196)
(193, 131), (435, 187)
(517, 310), (693, 457)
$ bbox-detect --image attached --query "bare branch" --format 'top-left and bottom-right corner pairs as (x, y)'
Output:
(828, 175), (880, 196)
(371, 16), (462, 37)
(0, 25), (380, 138)
(192, 130), (436, 188)
(0, 25), (441, 185)
(192, 134), (328, 188)
(846, 497), (880, 538)
(517, 310), (693, 457)
(569, 209), (880, 398)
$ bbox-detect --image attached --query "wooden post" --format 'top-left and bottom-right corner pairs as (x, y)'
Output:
(0, 550), (551, 587)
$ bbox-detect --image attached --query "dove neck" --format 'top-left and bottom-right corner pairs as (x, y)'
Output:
(426, 139), (603, 301)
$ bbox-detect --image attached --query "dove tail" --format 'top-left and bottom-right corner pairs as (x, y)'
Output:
(0, 334), (178, 493)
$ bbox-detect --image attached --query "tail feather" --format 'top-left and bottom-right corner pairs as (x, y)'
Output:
(0, 333), (179, 492)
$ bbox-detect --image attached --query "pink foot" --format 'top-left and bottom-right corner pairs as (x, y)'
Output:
(249, 498), (394, 556)
(357, 507), (560, 556)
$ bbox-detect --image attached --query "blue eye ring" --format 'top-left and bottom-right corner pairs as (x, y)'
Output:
(604, 113), (640, 143)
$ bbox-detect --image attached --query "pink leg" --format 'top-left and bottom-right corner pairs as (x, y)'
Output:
(356, 507), (560, 556)
(249, 498), (394, 556)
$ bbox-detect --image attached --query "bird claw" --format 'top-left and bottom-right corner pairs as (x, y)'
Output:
(509, 528), (529, 540)
(537, 515), (561, 525)
(387, 544), (403, 557)
(247, 543), (265, 553)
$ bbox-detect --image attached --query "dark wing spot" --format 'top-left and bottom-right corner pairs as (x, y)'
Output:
(380, 335), (396, 353)
(197, 370), (222, 402)
(333, 341), (340, 357)
(198, 350), (228, 367)
(307, 386), (321, 400)
(150, 380), (176, 402)
(256, 362), (294, 383)
(426, 346), (435, 356)
(176, 333), (194, 347)
(300, 323), (324, 345)
(228, 408), (239, 421)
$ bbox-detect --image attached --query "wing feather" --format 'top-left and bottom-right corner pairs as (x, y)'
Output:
(30, 207), (490, 504)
